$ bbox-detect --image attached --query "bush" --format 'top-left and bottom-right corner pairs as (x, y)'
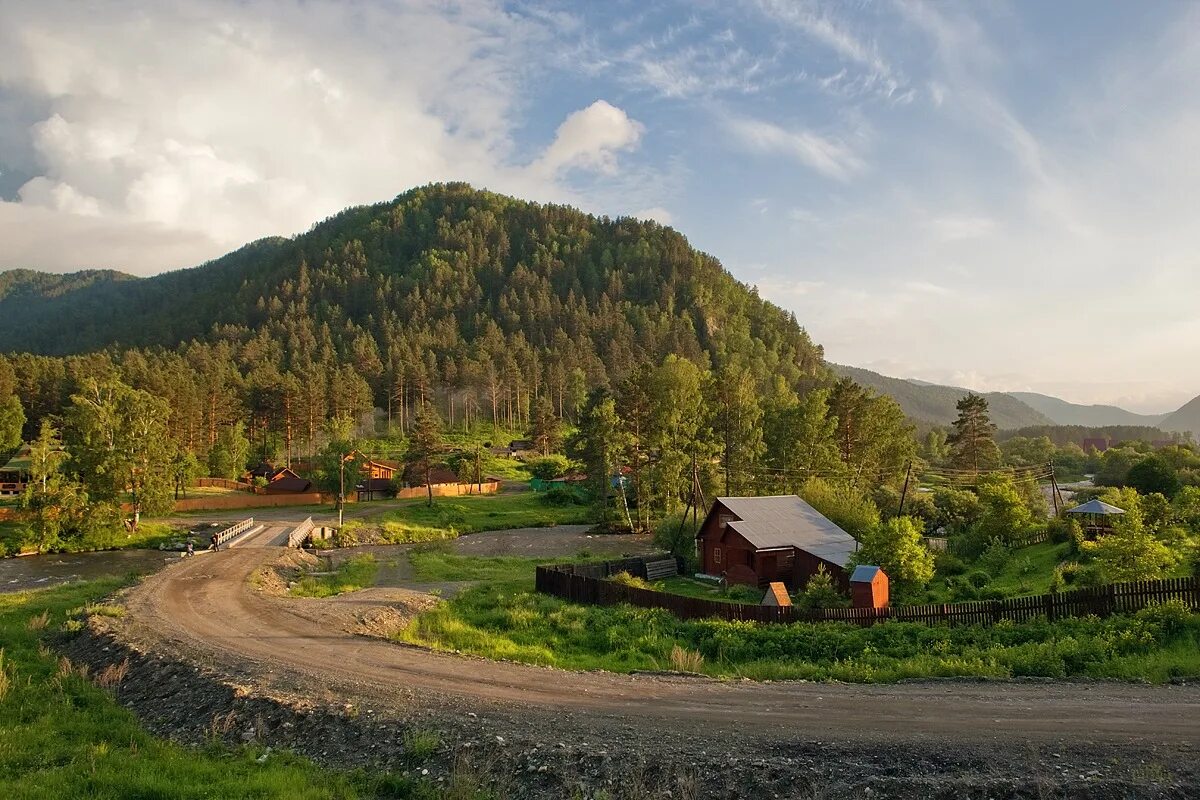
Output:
(965, 569), (991, 588)
(527, 455), (571, 481)
(934, 551), (966, 576)
(795, 565), (848, 610)
(541, 487), (582, 507)
(610, 571), (652, 590)
(977, 538), (1010, 575)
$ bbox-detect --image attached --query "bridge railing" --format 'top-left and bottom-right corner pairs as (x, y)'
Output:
(212, 518), (255, 547)
(287, 517), (315, 548)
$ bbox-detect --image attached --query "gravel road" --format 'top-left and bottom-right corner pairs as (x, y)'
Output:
(108, 528), (1200, 797)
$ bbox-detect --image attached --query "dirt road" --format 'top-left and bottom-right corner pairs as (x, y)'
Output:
(121, 544), (1200, 748)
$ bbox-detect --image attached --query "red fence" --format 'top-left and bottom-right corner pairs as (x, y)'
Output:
(535, 559), (1200, 628)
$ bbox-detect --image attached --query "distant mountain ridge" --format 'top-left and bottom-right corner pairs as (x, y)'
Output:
(1160, 396), (1200, 436)
(834, 364), (1198, 435)
(1007, 392), (1168, 428)
(830, 365), (1053, 429)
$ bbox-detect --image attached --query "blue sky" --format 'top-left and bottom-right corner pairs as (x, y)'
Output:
(0, 1), (1197, 412)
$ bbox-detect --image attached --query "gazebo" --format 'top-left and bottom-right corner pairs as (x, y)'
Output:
(1065, 498), (1125, 538)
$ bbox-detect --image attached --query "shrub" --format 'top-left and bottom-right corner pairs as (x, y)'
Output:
(795, 565), (848, 610)
(1055, 561), (1081, 586)
(977, 538), (1010, 575)
(541, 487), (581, 507)
(965, 570), (991, 589)
(934, 551), (966, 576)
(436, 505), (467, 528)
(610, 571), (652, 590)
(527, 455), (571, 481)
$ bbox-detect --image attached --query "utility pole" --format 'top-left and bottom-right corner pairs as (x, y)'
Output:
(897, 460), (913, 517)
(338, 451), (355, 528)
(1048, 459), (1062, 515)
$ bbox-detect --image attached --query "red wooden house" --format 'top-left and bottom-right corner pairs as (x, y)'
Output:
(696, 496), (858, 590)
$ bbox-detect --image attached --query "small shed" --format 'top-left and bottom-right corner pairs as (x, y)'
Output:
(849, 565), (888, 609)
(761, 582), (792, 607)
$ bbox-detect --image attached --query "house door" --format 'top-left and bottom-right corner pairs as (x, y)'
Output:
(761, 553), (777, 579)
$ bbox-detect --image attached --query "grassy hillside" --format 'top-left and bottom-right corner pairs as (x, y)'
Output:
(831, 364), (1052, 429)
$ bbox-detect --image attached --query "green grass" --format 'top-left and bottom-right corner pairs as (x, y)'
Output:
(0, 521), (179, 558)
(401, 580), (1200, 682)
(358, 491), (594, 544)
(407, 550), (548, 584)
(652, 576), (762, 604)
(290, 555), (379, 598)
(0, 578), (456, 799)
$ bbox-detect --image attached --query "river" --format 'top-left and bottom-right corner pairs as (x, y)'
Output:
(0, 549), (176, 593)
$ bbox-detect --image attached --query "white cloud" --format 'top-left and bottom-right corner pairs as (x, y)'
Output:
(0, 1), (650, 274)
(725, 116), (865, 180)
(633, 206), (673, 225)
(532, 101), (644, 177)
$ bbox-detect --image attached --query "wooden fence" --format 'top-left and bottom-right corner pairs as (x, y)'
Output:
(535, 559), (1200, 628)
(172, 492), (324, 513)
(392, 481), (501, 500)
(287, 517), (315, 548)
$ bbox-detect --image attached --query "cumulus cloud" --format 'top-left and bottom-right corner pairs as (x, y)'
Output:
(633, 206), (674, 225)
(532, 101), (644, 177)
(0, 1), (648, 274)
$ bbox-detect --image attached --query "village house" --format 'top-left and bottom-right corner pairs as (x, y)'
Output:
(695, 495), (858, 590)
(402, 463), (461, 490)
(355, 456), (402, 501)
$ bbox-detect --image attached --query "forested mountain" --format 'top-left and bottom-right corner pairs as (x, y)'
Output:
(0, 183), (828, 449)
(1160, 395), (1200, 435)
(1007, 392), (1167, 428)
(830, 365), (1052, 430)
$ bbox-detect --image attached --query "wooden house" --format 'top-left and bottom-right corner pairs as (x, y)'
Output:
(850, 565), (889, 609)
(402, 464), (461, 490)
(262, 467), (313, 494)
(696, 496), (858, 590)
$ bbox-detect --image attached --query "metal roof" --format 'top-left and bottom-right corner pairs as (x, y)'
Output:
(718, 495), (858, 567)
(1065, 499), (1126, 516)
(850, 565), (882, 583)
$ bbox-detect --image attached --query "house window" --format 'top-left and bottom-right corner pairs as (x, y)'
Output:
(713, 547), (722, 565)
(718, 514), (734, 530)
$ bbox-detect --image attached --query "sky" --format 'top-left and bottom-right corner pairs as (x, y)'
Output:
(0, 1), (1197, 414)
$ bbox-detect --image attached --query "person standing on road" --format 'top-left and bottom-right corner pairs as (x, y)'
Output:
(185, 540), (194, 558)
(210, 532), (220, 552)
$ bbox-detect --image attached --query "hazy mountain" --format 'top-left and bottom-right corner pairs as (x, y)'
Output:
(1006, 392), (1168, 428)
(830, 365), (1053, 429)
(1159, 395), (1200, 435)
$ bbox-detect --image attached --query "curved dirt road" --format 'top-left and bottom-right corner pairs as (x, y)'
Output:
(120, 544), (1200, 749)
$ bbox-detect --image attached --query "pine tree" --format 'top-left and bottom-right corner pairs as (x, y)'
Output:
(528, 395), (561, 457)
(946, 392), (1001, 475)
(407, 400), (445, 507)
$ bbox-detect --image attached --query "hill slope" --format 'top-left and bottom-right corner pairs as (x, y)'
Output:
(1006, 392), (1166, 427)
(832, 365), (1052, 429)
(0, 183), (823, 389)
(1159, 395), (1200, 435)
